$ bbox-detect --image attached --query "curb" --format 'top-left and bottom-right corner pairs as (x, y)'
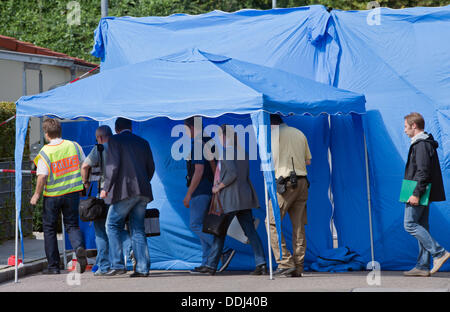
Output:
(0, 249), (97, 284)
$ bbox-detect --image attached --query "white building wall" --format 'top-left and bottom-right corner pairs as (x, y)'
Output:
(0, 58), (84, 102)
(0, 59), (22, 102)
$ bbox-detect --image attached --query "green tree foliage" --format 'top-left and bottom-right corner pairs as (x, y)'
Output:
(0, 0), (448, 63)
(0, 102), (34, 238)
(0, 102), (16, 159)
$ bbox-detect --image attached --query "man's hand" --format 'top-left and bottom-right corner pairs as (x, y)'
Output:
(407, 195), (420, 206)
(100, 190), (108, 199)
(31, 174), (47, 206)
(30, 193), (40, 206)
(183, 193), (191, 208)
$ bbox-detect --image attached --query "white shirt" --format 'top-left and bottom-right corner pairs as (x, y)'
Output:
(36, 138), (85, 176)
(410, 131), (428, 145)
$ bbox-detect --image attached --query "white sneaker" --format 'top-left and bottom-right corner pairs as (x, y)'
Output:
(430, 251), (450, 275)
(403, 267), (430, 277)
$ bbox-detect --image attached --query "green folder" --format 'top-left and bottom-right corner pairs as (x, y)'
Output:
(399, 179), (431, 206)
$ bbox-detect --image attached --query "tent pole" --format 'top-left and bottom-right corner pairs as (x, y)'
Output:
(328, 115), (337, 248)
(364, 133), (375, 269)
(264, 178), (274, 280)
(14, 203), (19, 283)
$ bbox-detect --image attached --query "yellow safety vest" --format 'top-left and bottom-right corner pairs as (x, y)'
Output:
(33, 140), (84, 197)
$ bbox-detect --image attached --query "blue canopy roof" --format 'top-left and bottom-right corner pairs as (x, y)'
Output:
(16, 48), (365, 120)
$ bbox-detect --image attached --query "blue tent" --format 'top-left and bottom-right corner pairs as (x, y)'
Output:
(14, 4), (450, 275)
(88, 5), (450, 271)
(14, 48), (366, 274)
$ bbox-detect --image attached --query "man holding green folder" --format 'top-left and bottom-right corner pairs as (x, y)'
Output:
(402, 112), (448, 276)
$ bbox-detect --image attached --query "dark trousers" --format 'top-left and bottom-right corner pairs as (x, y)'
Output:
(43, 192), (84, 270)
(206, 209), (266, 270)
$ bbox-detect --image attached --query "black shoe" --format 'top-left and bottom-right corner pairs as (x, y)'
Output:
(197, 266), (216, 276)
(218, 249), (236, 272)
(75, 247), (87, 274)
(289, 271), (303, 277)
(42, 268), (60, 275)
(190, 266), (207, 274)
(130, 271), (149, 278)
(282, 267), (301, 277)
(284, 268), (303, 277)
(105, 269), (127, 276)
(273, 267), (295, 276)
(250, 264), (268, 276)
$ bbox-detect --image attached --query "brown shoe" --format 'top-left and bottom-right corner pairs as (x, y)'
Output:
(430, 251), (450, 275)
(403, 267), (430, 277)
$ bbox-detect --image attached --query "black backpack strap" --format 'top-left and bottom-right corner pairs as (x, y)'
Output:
(97, 144), (105, 195)
(87, 183), (93, 197)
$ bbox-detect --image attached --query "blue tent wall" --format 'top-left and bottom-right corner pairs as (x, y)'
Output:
(75, 114), (332, 270)
(90, 5), (450, 271)
(57, 114), (333, 270)
(91, 6), (335, 83)
(88, 6), (366, 269)
(14, 6), (448, 271)
(14, 48), (365, 271)
(330, 7), (450, 270)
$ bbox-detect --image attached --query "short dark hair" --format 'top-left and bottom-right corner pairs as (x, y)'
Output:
(270, 114), (283, 126)
(42, 118), (62, 139)
(404, 112), (425, 130)
(115, 117), (132, 132)
(96, 125), (113, 137)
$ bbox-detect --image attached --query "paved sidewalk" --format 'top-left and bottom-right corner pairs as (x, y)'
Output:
(0, 269), (448, 292)
(0, 232), (83, 283)
(0, 232), (64, 268)
(1, 233), (449, 292)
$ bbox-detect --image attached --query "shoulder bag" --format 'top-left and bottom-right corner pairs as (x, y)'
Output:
(202, 193), (228, 237)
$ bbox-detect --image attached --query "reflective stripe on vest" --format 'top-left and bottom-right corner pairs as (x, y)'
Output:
(35, 140), (83, 197)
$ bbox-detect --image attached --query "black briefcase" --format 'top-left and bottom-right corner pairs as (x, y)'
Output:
(144, 208), (160, 237)
(79, 185), (108, 222)
(202, 194), (228, 237)
(79, 144), (108, 222)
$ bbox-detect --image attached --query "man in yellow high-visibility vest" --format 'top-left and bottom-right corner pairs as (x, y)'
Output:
(30, 118), (88, 275)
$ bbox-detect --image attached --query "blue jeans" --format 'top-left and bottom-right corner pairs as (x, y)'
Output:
(206, 209), (266, 270)
(106, 196), (150, 274)
(93, 218), (133, 273)
(190, 194), (215, 266)
(404, 204), (445, 270)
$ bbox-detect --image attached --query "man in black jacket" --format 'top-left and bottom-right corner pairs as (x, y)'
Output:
(100, 118), (155, 277)
(403, 112), (449, 276)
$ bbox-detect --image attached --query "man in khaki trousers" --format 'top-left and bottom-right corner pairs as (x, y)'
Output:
(267, 114), (311, 277)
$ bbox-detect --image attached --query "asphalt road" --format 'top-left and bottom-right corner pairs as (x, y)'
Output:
(0, 270), (449, 292)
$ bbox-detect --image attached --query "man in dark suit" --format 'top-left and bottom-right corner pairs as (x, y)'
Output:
(100, 118), (155, 277)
